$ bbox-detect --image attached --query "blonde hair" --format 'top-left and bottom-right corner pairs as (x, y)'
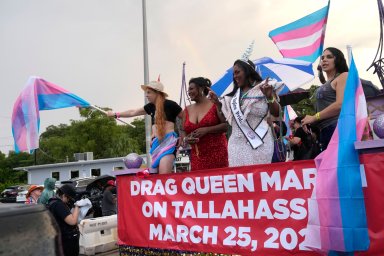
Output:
(155, 92), (166, 140)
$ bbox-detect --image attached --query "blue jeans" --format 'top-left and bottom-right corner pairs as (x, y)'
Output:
(320, 123), (337, 151)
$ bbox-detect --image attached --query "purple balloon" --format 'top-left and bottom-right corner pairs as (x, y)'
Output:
(373, 114), (384, 139)
(123, 153), (143, 169)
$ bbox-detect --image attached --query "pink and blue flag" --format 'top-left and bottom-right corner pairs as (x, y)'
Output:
(269, 0), (330, 63)
(283, 105), (297, 137)
(303, 53), (370, 253)
(12, 76), (90, 153)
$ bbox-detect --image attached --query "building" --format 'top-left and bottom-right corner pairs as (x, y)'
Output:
(14, 153), (190, 185)
(14, 157), (127, 185)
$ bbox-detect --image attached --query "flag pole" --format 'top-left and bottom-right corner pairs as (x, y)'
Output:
(347, 45), (353, 66)
(90, 105), (136, 128)
(142, 0), (152, 168)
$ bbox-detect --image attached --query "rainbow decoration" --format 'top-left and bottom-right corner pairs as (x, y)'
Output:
(283, 105), (297, 137)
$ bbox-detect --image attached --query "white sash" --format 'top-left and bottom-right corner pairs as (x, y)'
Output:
(230, 89), (269, 149)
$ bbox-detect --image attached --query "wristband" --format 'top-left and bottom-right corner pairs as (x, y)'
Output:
(266, 97), (275, 104)
(315, 112), (321, 121)
(114, 112), (121, 119)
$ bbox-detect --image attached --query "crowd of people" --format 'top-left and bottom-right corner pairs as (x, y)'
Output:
(109, 46), (354, 173)
(18, 46), (367, 256)
(23, 177), (117, 256)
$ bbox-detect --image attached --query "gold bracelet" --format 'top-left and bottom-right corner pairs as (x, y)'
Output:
(315, 112), (321, 120)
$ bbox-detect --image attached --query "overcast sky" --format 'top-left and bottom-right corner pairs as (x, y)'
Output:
(0, 0), (380, 154)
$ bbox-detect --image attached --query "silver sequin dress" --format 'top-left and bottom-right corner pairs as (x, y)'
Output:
(220, 86), (273, 167)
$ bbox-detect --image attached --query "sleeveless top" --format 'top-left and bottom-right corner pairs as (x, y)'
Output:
(315, 79), (338, 130)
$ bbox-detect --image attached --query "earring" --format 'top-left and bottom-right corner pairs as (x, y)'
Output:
(201, 91), (204, 96)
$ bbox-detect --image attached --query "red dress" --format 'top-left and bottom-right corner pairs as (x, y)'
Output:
(183, 104), (229, 171)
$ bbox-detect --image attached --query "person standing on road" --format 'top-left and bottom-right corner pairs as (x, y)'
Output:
(102, 180), (117, 216)
(25, 185), (44, 205)
(47, 184), (80, 256)
(38, 177), (56, 205)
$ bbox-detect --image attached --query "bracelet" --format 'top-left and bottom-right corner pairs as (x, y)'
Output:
(315, 112), (321, 121)
(266, 97), (275, 104)
(114, 112), (121, 119)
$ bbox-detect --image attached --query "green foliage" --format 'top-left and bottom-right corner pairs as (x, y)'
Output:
(291, 85), (319, 117)
(0, 107), (145, 190)
(0, 151), (31, 191)
(37, 108), (146, 164)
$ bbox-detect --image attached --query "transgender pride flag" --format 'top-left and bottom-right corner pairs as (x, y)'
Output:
(269, 1), (330, 63)
(12, 76), (90, 152)
(283, 105), (297, 137)
(303, 53), (370, 253)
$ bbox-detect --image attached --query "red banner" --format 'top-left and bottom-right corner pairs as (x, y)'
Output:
(117, 152), (384, 255)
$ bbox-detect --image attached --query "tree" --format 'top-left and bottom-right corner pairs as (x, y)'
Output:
(36, 107), (146, 164)
(0, 151), (32, 191)
(291, 85), (319, 117)
(0, 107), (146, 189)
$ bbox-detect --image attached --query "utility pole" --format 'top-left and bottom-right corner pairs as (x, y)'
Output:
(142, 0), (152, 168)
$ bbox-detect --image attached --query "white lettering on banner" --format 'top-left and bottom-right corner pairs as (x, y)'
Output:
(181, 173), (254, 195)
(302, 168), (316, 189)
(290, 198), (307, 220)
(149, 224), (308, 252)
(149, 224), (218, 244)
(130, 166), (318, 253)
(255, 199), (273, 219)
(272, 199), (290, 219)
(170, 199), (307, 220)
(130, 179), (177, 196)
(264, 227), (309, 251)
(142, 201), (167, 218)
(260, 168), (316, 192)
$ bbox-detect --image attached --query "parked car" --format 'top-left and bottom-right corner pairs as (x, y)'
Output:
(16, 187), (29, 203)
(0, 185), (28, 203)
(85, 175), (116, 217)
(60, 177), (96, 201)
(59, 175), (116, 217)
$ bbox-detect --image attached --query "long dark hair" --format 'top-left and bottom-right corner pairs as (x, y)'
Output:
(324, 47), (349, 74)
(189, 77), (212, 96)
(226, 59), (262, 97)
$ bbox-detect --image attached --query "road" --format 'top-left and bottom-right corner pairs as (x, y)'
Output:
(80, 248), (119, 256)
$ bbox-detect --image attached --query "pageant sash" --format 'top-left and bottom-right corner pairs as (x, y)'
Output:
(230, 89), (268, 149)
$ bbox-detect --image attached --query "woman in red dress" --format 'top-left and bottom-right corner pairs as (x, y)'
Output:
(183, 77), (229, 171)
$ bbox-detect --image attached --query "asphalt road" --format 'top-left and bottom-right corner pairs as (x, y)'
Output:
(80, 248), (119, 256)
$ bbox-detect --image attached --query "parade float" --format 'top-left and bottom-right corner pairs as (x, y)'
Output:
(115, 0), (384, 255)
(9, 0), (384, 255)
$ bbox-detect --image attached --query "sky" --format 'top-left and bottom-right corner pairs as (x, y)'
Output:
(0, 0), (381, 154)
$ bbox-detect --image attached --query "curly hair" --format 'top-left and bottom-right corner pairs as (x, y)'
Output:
(155, 92), (166, 140)
(189, 77), (212, 95)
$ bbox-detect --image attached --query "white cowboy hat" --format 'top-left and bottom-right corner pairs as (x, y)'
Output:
(141, 81), (168, 97)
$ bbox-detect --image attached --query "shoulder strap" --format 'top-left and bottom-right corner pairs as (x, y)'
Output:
(329, 73), (340, 83)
